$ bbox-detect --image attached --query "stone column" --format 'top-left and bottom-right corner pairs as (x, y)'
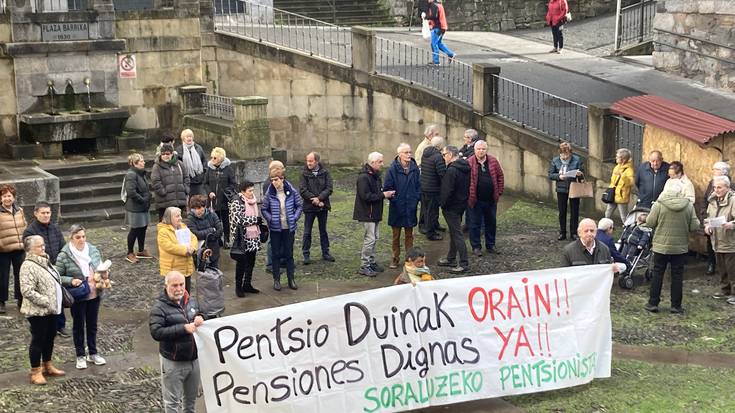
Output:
(232, 96), (271, 188)
(472, 63), (501, 115)
(351, 26), (375, 84)
(179, 85), (207, 115)
(587, 103), (617, 209)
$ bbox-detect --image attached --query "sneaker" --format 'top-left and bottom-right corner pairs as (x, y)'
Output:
(76, 356), (87, 369)
(322, 253), (336, 262)
(303, 256), (312, 265)
(370, 263), (385, 273)
(644, 303), (659, 313)
(557, 48), (563, 54)
(549, 48), (558, 53)
(670, 307), (684, 314)
(125, 253), (139, 264)
(56, 328), (70, 338)
(86, 354), (106, 365)
(449, 266), (469, 274)
(437, 258), (456, 267)
(473, 249), (483, 257)
(359, 267), (377, 277)
(727, 297), (735, 305)
(136, 250), (154, 259)
(712, 292), (730, 299)
(0, 302), (5, 314)
(389, 259), (400, 269)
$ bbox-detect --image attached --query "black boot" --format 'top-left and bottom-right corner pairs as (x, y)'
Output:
(288, 277), (298, 290)
(558, 233), (567, 241)
(243, 284), (260, 294)
(235, 272), (244, 297)
(273, 278), (281, 291)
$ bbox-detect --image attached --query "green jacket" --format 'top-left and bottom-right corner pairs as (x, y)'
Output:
(706, 190), (735, 253)
(55, 243), (103, 300)
(647, 191), (699, 255)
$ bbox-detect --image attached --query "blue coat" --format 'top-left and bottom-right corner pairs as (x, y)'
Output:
(548, 154), (585, 193)
(596, 229), (630, 267)
(262, 180), (303, 232)
(384, 157), (421, 228)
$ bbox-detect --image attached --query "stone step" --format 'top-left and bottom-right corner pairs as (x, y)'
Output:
(60, 205), (126, 224)
(62, 182), (124, 201)
(61, 193), (126, 211)
(44, 159), (131, 177)
(58, 170), (128, 189)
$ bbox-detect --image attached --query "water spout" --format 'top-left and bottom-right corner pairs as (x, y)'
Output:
(47, 80), (57, 115)
(84, 78), (92, 112)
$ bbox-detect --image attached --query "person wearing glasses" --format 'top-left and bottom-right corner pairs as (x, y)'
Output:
(55, 224), (109, 370)
(204, 147), (236, 249)
(383, 143), (421, 269)
(19, 235), (65, 385)
(262, 170), (303, 291)
(420, 136), (447, 241)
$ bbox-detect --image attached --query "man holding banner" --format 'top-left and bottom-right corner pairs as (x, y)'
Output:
(150, 271), (204, 413)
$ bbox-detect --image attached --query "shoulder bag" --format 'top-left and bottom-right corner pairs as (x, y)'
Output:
(601, 175), (620, 204)
(28, 259), (75, 308)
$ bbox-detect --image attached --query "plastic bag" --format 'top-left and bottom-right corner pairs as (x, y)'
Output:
(421, 19), (431, 40)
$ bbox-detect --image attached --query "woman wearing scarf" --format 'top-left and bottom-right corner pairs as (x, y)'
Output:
(176, 129), (206, 197)
(124, 153), (152, 264)
(548, 141), (584, 240)
(152, 143), (190, 222)
(204, 147), (236, 248)
(20, 235), (65, 385)
(0, 183), (27, 313)
(228, 180), (262, 297)
(55, 224), (108, 370)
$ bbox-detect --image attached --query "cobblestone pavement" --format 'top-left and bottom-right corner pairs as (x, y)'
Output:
(511, 13), (617, 57)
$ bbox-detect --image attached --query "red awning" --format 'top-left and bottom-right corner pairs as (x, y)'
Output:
(610, 95), (735, 145)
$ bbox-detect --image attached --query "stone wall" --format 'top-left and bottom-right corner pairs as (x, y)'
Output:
(0, 16), (16, 150)
(385, 0), (623, 31)
(653, 1), (735, 91)
(115, 7), (203, 136)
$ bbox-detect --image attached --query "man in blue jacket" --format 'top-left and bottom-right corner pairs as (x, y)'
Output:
(635, 150), (670, 209)
(149, 271), (204, 413)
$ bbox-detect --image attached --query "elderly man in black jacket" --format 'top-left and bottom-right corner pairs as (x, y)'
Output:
(23, 201), (68, 336)
(299, 152), (335, 265)
(353, 152), (395, 277)
(150, 271), (204, 413)
(420, 136), (447, 241)
(438, 146), (470, 273)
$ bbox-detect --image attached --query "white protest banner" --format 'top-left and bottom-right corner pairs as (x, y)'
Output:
(195, 264), (613, 413)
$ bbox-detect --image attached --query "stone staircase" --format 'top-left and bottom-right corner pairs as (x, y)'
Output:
(273, 0), (398, 26)
(43, 158), (152, 224)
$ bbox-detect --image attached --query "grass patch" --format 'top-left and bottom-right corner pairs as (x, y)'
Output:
(497, 199), (559, 230)
(506, 358), (735, 412)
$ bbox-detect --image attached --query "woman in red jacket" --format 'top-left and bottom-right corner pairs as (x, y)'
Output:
(546, 0), (569, 53)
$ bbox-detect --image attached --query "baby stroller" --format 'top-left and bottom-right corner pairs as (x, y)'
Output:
(616, 207), (653, 289)
(196, 233), (225, 318)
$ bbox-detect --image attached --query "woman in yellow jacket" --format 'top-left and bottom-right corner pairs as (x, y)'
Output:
(605, 148), (635, 224)
(157, 206), (198, 292)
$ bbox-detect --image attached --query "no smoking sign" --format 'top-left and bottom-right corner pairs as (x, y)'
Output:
(118, 54), (137, 79)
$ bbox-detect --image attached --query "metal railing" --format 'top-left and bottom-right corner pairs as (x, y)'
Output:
(492, 75), (589, 148)
(375, 37), (473, 105)
(615, 0), (656, 50)
(34, 0), (87, 12)
(202, 94), (234, 121)
(214, 0), (352, 66)
(612, 115), (644, 166)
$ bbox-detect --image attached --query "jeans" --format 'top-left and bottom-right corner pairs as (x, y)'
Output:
(468, 200), (497, 250)
(430, 28), (454, 64)
(551, 24), (564, 49)
(71, 297), (101, 357)
(605, 202), (629, 225)
(360, 222), (379, 268)
(56, 311), (66, 332)
(443, 209), (468, 267)
(0, 250), (24, 303)
(716, 252), (735, 296)
(648, 252), (686, 309)
(391, 226), (414, 264)
(160, 356), (200, 413)
(557, 192), (580, 236)
(28, 315), (57, 368)
(302, 211), (330, 258)
(271, 230), (295, 281)
(421, 192), (441, 237)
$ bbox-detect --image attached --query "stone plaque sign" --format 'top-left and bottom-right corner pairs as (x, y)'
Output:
(41, 23), (89, 42)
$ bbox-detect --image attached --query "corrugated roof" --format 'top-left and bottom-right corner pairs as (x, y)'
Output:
(610, 95), (735, 145)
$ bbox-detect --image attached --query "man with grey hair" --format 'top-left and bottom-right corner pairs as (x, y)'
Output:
(384, 143), (421, 268)
(702, 161), (735, 275)
(415, 124), (439, 167)
(705, 175), (735, 301)
(468, 140), (504, 256)
(149, 271), (204, 413)
(439, 145), (470, 273)
(420, 136), (447, 240)
(635, 150), (670, 209)
(354, 152), (395, 276)
(459, 128), (479, 159)
(299, 151), (335, 264)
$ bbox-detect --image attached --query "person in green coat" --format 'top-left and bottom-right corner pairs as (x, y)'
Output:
(645, 180), (700, 314)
